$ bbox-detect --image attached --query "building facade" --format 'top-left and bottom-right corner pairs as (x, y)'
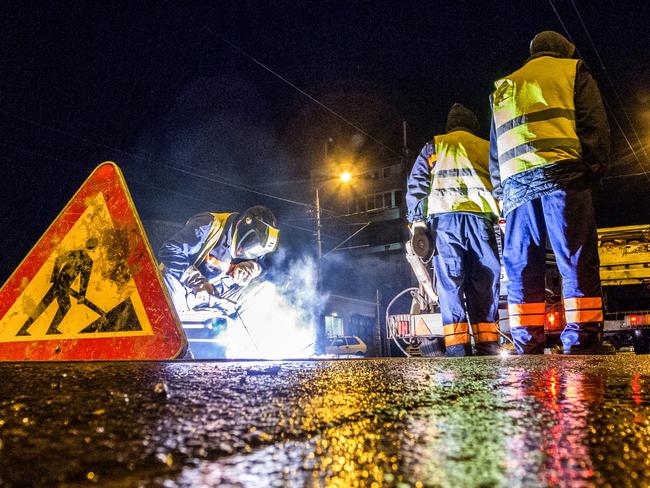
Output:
(316, 156), (413, 355)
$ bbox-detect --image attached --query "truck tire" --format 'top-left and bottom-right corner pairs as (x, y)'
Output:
(633, 329), (650, 355)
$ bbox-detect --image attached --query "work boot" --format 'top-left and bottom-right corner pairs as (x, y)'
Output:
(563, 341), (616, 355)
(445, 344), (472, 357)
(474, 341), (499, 356)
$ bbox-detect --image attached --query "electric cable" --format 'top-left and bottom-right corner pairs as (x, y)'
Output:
(0, 108), (320, 210)
(170, 6), (402, 158)
(322, 222), (371, 257)
(547, 0), (650, 186)
(0, 141), (339, 240)
(569, 0), (649, 164)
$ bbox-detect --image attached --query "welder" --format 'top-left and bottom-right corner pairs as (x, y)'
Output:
(158, 206), (279, 320)
(407, 103), (501, 356)
(489, 31), (611, 354)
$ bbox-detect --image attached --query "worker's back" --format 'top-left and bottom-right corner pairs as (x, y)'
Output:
(429, 130), (499, 217)
(492, 55), (582, 182)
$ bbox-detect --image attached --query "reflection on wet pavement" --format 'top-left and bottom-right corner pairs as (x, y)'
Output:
(1, 355), (650, 486)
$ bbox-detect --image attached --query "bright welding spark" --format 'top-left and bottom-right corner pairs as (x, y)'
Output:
(225, 255), (321, 359)
(499, 349), (510, 358)
(339, 171), (352, 183)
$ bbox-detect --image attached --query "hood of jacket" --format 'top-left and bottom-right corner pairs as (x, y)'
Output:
(529, 30), (576, 59)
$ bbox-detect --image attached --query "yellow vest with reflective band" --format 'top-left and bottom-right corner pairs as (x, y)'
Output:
(192, 212), (237, 267)
(427, 130), (499, 217)
(492, 56), (582, 181)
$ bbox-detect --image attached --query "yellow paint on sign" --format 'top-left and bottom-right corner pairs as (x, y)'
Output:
(0, 193), (153, 341)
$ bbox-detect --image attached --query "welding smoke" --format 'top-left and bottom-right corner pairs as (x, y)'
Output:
(225, 250), (326, 359)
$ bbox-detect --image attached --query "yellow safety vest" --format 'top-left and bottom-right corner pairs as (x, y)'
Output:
(192, 212), (237, 267)
(492, 56), (582, 181)
(427, 130), (499, 217)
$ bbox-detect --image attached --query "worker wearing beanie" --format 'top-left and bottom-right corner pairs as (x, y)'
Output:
(489, 31), (611, 354)
(407, 103), (501, 357)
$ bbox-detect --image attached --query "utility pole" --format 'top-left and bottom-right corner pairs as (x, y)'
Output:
(315, 185), (322, 289)
(375, 289), (382, 357)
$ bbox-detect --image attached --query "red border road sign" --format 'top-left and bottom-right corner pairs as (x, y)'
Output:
(0, 162), (187, 360)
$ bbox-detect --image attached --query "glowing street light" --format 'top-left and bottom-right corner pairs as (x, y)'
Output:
(313, 171), (353, 354)
(314, 171), (353, 281)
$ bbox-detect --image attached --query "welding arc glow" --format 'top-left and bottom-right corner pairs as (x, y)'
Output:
(223, 255), (321, 359)
(226, 282), (315, 359)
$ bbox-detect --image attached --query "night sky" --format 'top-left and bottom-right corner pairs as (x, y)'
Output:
(1, 1), (649, 282)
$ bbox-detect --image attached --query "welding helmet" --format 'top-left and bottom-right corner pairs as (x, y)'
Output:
(231, 206), (279, 259)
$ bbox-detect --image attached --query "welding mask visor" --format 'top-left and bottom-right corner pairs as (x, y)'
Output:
(232, 207), (279, 260)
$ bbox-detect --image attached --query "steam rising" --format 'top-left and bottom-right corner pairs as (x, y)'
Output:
(225, 251), (325, 359)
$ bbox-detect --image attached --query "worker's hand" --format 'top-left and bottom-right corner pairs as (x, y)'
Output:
(410, 221), (432, 259)
(180, 266), (216, 295)
(208, 295), (239, 318)
(230, 261), (262, 287)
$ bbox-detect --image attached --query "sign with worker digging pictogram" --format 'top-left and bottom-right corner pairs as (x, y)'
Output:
(0, 162), (186, 360)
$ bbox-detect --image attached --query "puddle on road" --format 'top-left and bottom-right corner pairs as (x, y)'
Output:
(168, 357), (650, 487)
(3, 357), (650, 487)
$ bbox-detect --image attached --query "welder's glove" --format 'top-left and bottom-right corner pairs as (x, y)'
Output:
(230, 261), (262, 287)
(180, 266), (216, 295)
(207, 295), (240, 318)
(410, 221), (432, 259)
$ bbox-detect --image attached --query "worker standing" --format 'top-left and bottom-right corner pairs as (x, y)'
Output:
(489, 31), (611, 354)
(407, 103), (501, 357)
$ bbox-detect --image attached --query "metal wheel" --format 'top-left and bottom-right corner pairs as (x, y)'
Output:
(385, 287), (421, 357)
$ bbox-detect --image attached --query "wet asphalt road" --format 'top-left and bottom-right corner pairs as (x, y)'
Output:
(1, 355), (650, 487)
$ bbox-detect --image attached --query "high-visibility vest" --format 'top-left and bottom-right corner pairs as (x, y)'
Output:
(492, 56), (582, 182)
(427, 130), (499, 217)
(192, 212), (237, 267)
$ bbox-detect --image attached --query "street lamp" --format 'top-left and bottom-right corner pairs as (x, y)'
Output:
(314, 171), (354, 270)
(313, 171), (353, 355)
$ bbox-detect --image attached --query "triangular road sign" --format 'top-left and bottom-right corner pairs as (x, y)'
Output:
(0, 162), (187, 360)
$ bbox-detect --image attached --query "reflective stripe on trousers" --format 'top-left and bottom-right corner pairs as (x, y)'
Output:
(503, 188), (603, 354)
(432, 213), (501, 357)
(508, 302), (546, 355)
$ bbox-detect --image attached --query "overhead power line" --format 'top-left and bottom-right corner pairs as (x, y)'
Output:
(172, 7), (401, 158)
(0, 141), (333, 239)
(547, 0), (650, 186)
(569, 0), (649, 165)
(0, 108), (320, 210)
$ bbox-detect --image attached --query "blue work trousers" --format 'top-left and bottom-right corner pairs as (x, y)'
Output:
(504, 188), (603, 354)
(431, 213), (501, 357)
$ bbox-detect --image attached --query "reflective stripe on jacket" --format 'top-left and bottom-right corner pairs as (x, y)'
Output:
(192, 213), (237, 267)
(492, 56), (582, 182)
(158, 212), (237, 280)
(427, 130), (499, 217)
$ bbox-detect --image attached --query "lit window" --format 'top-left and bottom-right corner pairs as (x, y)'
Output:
(325, 315), (344, 337)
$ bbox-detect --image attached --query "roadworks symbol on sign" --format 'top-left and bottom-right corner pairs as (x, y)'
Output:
(0, 162), (186, 360)
(0, 192), (151, 341)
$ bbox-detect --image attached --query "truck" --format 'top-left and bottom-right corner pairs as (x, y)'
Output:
(386, 224), (650, 356)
